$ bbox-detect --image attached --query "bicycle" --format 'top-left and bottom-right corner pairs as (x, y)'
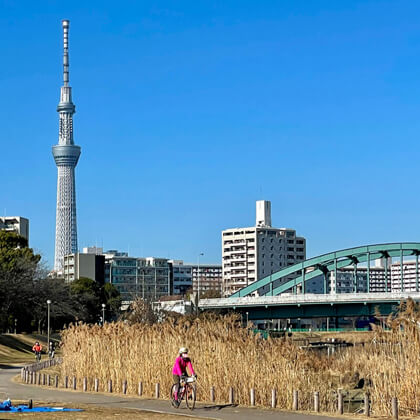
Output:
(170, 375), (196, 410)
(34, 351), (41, 363)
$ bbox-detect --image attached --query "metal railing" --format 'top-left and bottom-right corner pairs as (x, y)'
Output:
(200, 291), (420, 308)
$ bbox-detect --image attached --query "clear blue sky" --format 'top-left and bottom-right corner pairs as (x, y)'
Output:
(2, 0), (420, 268)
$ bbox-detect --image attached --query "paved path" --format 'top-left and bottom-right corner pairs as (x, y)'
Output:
(0, 366), (342, 420)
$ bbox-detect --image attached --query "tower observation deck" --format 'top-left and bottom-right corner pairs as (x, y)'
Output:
(52, 20), (81, 271)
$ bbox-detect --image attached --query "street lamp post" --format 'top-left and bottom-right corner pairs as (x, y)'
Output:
(246, 311), (249, 325)
(101, 303), (106, 326)
(197, 252), (204, 304)
(47, 300), (51, 349)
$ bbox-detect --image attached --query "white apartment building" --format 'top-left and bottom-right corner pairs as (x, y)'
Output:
(391, 260), (420, 292)
(222, 200), (306, 296)
(0, 216), (29, 243)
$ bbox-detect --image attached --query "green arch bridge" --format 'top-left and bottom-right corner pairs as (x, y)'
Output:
(230, 242), (420, 298)
(199, 243), (420, 322)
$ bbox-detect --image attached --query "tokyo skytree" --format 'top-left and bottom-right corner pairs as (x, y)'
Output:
(52, 20), (81, 271)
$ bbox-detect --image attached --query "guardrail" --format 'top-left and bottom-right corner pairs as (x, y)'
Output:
(22, 357), (62, 375)
(199, 292), (420, 308)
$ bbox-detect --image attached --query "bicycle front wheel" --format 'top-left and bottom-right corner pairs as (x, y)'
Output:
(185, 384), (196, 410)
(170, 384), (179, 408)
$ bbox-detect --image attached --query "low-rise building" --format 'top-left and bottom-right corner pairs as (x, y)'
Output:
(0, 216), (29, 243)
(328, 267), (389, 294)
(63, 252), (105, 283)
(170, 260), (222, 296)
(104, 251), (171, 302)
(170, 261), (193, 295)
(192, 264), (222, 296)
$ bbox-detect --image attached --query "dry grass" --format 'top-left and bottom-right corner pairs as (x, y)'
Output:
(332, 300), (420, 416)
(60, 300), (420, 417)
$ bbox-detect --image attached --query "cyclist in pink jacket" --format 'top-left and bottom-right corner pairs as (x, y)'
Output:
(172, 347), (196, 404)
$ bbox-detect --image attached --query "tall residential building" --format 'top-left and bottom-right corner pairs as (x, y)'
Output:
(222, 200), (306, 296)
(104, 251), (171, 302)
(0, 217), (29, 242)
(170, 261), (223, 296)
(52, 20), (81, 272)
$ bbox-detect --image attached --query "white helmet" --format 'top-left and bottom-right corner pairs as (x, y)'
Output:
(179, 347), (188, 355)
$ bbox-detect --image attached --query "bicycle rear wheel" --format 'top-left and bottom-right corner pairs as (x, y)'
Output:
(185, 383), (196, 410)
(170, 384), (179, 408)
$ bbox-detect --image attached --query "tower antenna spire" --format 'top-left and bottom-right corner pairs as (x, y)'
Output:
(62, 19), (70, 86)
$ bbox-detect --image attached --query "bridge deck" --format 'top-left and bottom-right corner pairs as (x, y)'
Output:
(199, 292), (420, 309)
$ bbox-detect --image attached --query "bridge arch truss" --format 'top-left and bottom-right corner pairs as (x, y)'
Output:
(230, 243), (420, 298)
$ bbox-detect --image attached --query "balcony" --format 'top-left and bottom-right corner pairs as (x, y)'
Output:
(231, 272), (247, 278)
(224, 248), (246, 255)
(230, 255), (246, 262)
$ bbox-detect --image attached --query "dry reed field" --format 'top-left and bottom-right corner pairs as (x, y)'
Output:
(60, 300), (420, 417)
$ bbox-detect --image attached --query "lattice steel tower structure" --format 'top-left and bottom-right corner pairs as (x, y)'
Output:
(52, 20), (81, 271)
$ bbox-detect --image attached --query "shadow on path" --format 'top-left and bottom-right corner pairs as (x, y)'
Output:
(200, 404), (238, 410)
(0, 364), (22, 370)
(0, 336), (32, 354)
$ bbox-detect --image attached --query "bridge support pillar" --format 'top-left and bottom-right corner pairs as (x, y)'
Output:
(400, 248), (404, 292)
(353, 264), (357, 293)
